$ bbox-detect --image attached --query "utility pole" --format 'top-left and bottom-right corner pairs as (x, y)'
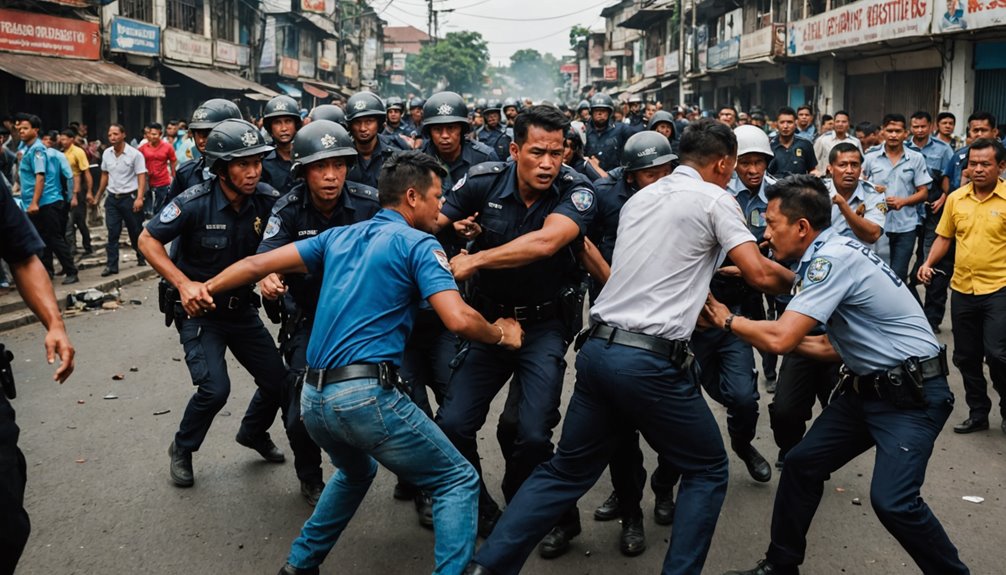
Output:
(427, 0), (434, 44)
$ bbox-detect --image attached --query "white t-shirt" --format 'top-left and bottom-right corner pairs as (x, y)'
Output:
(101, 144), (147, 195)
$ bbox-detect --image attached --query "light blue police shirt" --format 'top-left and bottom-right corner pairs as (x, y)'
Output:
(727, 172), (776, 239)
(786, 227), (940, 374)
(825, 179), (886, 246)
(906, 135), (954, 219)
(17, 140), (68, 208)
(862, 146), (932, 233)
(296, 209), (459, 370)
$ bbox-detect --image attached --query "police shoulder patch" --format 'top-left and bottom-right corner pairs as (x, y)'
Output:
(433, 249), (451, 272)
(805, 257), (832, 283)
(263, 215), (281, 240)
(876, 202), (888, 214)
(160, 202), (181, 223)
(570, 188), (595, 212)
(451, 173), (468, 192)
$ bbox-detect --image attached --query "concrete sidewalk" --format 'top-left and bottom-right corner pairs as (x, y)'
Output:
(0, 231), (158, 331)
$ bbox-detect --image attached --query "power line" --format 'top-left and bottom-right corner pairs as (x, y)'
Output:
(385, 2), (428, 20)
(454, 0), (610, 22)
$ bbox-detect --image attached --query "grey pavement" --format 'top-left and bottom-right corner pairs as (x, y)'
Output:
(3, 278), (1005, 574)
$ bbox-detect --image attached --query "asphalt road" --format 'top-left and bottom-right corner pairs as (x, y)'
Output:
(5, 277), (1004, 574)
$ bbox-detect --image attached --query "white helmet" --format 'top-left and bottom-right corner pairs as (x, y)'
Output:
(734, 125), (773, 158)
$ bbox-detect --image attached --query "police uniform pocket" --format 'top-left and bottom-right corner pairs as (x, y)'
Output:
(479, 215), (510, 247)
(179, 324), (210, 386)
(332, 395), (391, 450)
(200, 235), (229, 250)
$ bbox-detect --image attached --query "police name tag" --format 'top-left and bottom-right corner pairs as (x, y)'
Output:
(571, 188), (594, 212)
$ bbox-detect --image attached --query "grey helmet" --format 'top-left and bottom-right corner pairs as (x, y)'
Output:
(189, 99), (242, 131)
(345, 92), (387, 124)
(576, 100), (591, 114)
(203, 119), (274, 171)
(622, 130), (677, 172)
(422, 91), (470, 134)
(647, 110), (676, 132)
(484, 99), (503, 115)
(385, 96), (405, 112)
(589, 93), (615, 112)
(291, 120), (357, 177)
(307, 104), (347, 128)
(263, 95), (302, 130)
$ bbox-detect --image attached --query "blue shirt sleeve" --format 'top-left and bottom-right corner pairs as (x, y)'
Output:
(408, 235), (459, 299)
(31, 146), (46, 175)
(257, 210), (294, 254)
(440, 174), (483, 221)
(786, 252), (854, 324)
(143, 198), (190, 244)
(0, 180), (44, 264)
(295, 227), (329, 276)
(911, 153), (933, 188)
(550, 183), (597, 235)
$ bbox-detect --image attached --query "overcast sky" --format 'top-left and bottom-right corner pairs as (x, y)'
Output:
(376, 0), (610, 65)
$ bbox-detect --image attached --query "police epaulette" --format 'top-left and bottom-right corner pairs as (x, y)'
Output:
(467, 161), (506, 177)
(271, 191), (299, 214)
(176, 182), (213, 203)
(470, 140), (496, 157)
(256, 182), (281, 197)
(347, 183), (380, 202)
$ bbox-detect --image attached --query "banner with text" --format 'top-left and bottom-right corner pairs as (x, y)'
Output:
(0, 8), (99, 60)
(787, 0), (931, 57)
(932, 0), (1006, 32)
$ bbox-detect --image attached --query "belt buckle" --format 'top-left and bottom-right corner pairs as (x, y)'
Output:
(313, 368), (326, 391)
(227, 296), (241, 310)
(512, 305), (529, 322)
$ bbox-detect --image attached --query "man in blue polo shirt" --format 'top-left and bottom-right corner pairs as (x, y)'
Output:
(14, 114), (78, 284)
(199, 150), (524, 575)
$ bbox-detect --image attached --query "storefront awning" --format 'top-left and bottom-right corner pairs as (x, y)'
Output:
(244, 92), (272, 102)
(301, 82), (329, 99)
(164, 64), (277, 97)
(0, 53), (164, 97)
(276, 82), (302, 98)
(300, 78), (351, 100)
(624, 77), (658, 95)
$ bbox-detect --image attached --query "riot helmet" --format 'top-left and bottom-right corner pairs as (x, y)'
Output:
(291, 120), (357, 178)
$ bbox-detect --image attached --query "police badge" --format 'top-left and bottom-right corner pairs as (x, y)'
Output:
(570, 188), (594, 212)
(806, 257), (832, 283)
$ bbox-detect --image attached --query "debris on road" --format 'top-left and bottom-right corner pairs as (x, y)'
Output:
(153, 409), (171, 416)
(103, 394), (118, 400)
(76, 400), (85, 405)
(112, 373), (124, 380)
(129, 366), (139, 372)
(852, 497), (862, 506)
(963, 496), (985, 504)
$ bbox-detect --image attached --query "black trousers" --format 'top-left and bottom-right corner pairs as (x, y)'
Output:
(769, 353), (841, 461)
(0, 395), (29, 575)
(951, 287), (1006, 420)
(64, 188), (92, 253)
(28, 201), (77, 277)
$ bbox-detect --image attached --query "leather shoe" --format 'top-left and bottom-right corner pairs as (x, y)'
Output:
(277, 563), (319, 575)
(594, 491), (620, 521)
(619, 515), (646, 556)
(953, 417), (989, 434)
(415, 490), (434, 529)
(723, 558), (799, 574)
(393, 480), (418, 500)
(478, 505), (502, 538)
(235, 433), (286, 463)
(61, 274), (79, 285)
(300, 480), (324, 507)
(653, 491), (675, 525)
(538, 518), (581, 559)
(734, 442), (772, 483)
(136, 257), (147, 267)
(462, 563), (495, 575)
(100, 267), (118, 277)
(168, 441), (194, 487)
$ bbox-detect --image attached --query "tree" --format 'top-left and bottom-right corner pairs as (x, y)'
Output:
(410, 31), (489, 94)
(569, 25), (591, 50)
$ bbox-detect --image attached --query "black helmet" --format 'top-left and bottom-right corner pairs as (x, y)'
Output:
(263, 95), (302, 130)
(204, 119), (274, 172)
(423, 91), (469, 133)
(589, 93), (615, 112)
(291, 120), (357, 177)
(345, 92), (386, 124)
(386, 96), (405, 111)
(408, 97), (425, 110)
(647, 110), (675, 131)
(307, 104), (347, 128)
(622, 131), (677, 172)
(502, 97), (520, 112)
(576, 100), (590, 114)
(189, 99), (242, 131)
(484, 99), (503, 114)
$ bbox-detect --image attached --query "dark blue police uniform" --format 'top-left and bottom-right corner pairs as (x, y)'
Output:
(419, 139), (499, 192)
(262, 150), (295, 195)
(768, 136), (818, 177)
(144, 180), (290, 456)
(478, 125), (512, 161)
(0, 181), (45, 573)
(250, 180), (380, 486)
(436, 161), (595, 507)
(584, 121), (635, 172)
(347, 134), (408, 189)
(164, 157), (209, 208)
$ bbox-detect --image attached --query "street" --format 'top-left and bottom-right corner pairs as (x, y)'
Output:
(5, 276), (1005, 574)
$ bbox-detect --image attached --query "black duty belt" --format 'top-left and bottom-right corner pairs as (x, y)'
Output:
(845, 351), (947, 388)
(587, 323), (692, 371)
(213, 289), (258, 311)
(478, 296), (558, 322)
(304, 362), (400, 391)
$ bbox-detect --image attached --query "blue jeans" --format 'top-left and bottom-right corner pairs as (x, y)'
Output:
(885, 230), (917, 285)
(767, 377), (969, 573)
(104, 193), (143, 271)
(473, 337), (728, 575)
(691, 323), (760, 446)
(287, 377), (479, 573)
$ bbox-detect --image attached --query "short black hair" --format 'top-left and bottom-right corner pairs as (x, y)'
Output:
(910, 111), (932, 123)
(678, 118), (737, 165)
(377, 150), (448, 207)
(833, 110), (850, 121)
(881, 113), (906, 129)
(828, 141), (863, 164)
(967, 137), (1006, 164)
(936, 112), (956, 124)
(513, 105), (568, 146)
(44, 130), (59, 141)
(718, 105), (737, 116)
(777, 106), (797, 120)
(167, 119), (179, 126)
(60, 128), (77, 139)
(967, 111), (997, 127)
(765, 175), (832, 231)
(821, 114), (833, 123)
(108, 123), (126, 134)
(15, 113), (41, 129)
(146, 122), (163, 132)
(797, 105), (814, 115)
(855, 121), (878, 135)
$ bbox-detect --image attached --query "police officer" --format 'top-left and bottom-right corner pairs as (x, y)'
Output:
(166, 99), (243, 206)
(419, 91), (498, 191)
(251, 120), (380, 506)
(200, 150), (523, 575)
(563, 123), (604, 182)
(138, 119), (292, 488)
(478, 99), (512, 160)
(503, 97), (521, 126)
(768, 107), (817, 177)
(624, 94), (645, 129)
(305, 104), (346, 129)
(462, 118), (796, 575)
(261, 95), (303, 194)
(575, 100), (590, 123)
(345, 92), (409, 189)
(384, 96), (414, 140)
(0, 177), (75, 574)
(712, 175), (968, 575)
(434, 105), (601, 542)
(647, 109), (678, 154)
(406, 96), (425, 136)
(583, 93), (637, 172)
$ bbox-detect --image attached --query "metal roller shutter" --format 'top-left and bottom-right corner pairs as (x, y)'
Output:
(974, 70), (1006, 127)
(845, 69), (940, 125)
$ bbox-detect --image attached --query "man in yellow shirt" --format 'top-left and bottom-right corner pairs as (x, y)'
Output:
(919, 137), (1006, 434)
(58, 129), (93, 255)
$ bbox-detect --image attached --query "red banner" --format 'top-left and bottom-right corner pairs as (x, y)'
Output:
(0, 8), (100, 60)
